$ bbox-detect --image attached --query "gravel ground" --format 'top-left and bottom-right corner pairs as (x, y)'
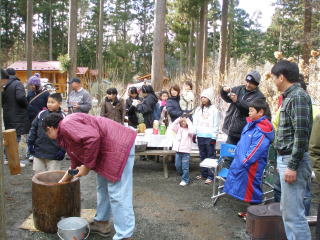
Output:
(2, 150), (318, 240)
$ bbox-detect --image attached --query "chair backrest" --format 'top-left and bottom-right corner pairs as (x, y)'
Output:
(219, 143), (237, 159)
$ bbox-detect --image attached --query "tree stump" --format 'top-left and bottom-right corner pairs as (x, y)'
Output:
(32, 170), (81, 233)
(3, 129), (21, 175)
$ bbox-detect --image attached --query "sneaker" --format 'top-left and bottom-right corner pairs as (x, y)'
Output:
(179, 181), (187, 186)
(4, 160), (8, 165)
(28, 155), (34, 162)
(20, 163), (26, 168)
(20, 160), (29, 165)
(89, 221), (111, 237)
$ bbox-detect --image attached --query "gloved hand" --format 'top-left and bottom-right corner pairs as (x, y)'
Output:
(28, 144), (35, 155)
(55, 149), (66, 160)
(210, 139), (216, 145)
(192, 135), (197, 144)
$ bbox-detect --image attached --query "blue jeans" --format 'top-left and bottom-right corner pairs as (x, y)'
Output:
(277, 153), (311, 240)
(94, 146), (135, 240)
(273, 170), (312, 216)
(175, 152), (190, 183)
(198, 137), (215, 180)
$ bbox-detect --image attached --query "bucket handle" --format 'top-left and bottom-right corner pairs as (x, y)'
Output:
(57, 224), (90, 240)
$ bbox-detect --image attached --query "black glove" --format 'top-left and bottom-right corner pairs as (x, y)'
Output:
(192, 135), (197, 144)
(28, 144), (35, 155)
(210, 139), (216, 145)
(55, 149), (66, 160)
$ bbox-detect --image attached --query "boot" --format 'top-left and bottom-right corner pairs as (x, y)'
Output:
(89, 220), (111, 237)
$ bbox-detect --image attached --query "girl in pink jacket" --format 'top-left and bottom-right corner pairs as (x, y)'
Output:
(172, 117), (194, 186)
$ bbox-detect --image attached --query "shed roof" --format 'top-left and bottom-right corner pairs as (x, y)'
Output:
(7, 61), (62, 71)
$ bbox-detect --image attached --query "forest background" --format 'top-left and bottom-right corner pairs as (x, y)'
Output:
(1, 0), (320, 110)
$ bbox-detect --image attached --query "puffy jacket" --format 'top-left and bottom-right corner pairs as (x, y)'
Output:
(221, 85), (266, 138)
(57, 113), (137, 182)
(136, 94), (158, 128)
(27, 89), (50, 122)
(172, 117), (194, 153)
(167, 96), (183, 122)
(28, 109), (66, 160)
(2, 79), (30, 135)
(224, 116), (274, 203)
(193, 105), (219, 139)
(126, 96), (143, 127)
(100, 97), (125, 124)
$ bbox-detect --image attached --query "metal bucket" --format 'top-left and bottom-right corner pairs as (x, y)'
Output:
(57, 217), (90, 240)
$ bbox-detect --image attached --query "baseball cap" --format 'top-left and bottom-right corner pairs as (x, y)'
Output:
(68, 78), (81, 84)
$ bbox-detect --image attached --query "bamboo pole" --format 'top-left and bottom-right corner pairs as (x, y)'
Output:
(3, 130), (21, 175)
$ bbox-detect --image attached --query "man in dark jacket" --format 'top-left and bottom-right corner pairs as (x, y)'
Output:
(1, 69), (30, 166)
(221, 70), (266, 146)
(6, 68), (20, 81)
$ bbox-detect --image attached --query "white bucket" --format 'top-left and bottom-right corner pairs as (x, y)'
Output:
(57, 217), (90, 240)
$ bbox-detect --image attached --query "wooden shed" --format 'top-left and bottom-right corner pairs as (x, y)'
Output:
(6, 61), (95, 93)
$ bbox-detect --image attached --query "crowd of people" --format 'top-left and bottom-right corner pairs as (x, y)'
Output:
(1, 59), (320, 240)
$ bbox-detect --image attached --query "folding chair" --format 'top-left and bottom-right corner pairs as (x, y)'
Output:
(199, 143), (236, 205)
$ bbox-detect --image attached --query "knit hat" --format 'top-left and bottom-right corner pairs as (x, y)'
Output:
(28, 73), (41, 86)
(245, 70), (261, 85)
(201, 88), (214, 104)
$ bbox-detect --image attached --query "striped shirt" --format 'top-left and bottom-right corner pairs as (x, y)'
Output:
(274, 84), (313, 170)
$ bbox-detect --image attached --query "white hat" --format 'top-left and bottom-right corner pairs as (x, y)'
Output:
(201, 88), (214, 103)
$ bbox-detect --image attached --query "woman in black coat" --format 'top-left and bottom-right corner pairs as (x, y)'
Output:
(1, 69), (30, 137)
(27, 73), (50, 122)
(125, 87), (143, 128)
(166, 84), (183, 122)
(134, 85), (158, 128)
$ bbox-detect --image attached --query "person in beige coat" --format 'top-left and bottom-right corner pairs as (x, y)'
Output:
(100, 88), (125, 124)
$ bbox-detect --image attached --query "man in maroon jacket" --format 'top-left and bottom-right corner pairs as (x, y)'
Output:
(43, 112), (136, 240)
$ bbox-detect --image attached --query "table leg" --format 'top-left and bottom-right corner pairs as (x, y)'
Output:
(163, 155), (168, 178)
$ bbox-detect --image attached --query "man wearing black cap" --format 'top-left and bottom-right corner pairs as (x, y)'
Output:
(67, 78), (92, 114)
(220, 70), (266, 164)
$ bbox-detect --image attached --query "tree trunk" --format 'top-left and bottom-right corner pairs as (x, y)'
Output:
(187, 18), (195, 72)
(218, 0), (229, 86)
(195, 1), (207, 97)
(203, 5), (208, 83)
(67, 0), (78, 91)
(49, 0), (53, 61)
(26, 0), (33, 79)
(278, 25), (283, 52)
(151, 0), (166, 92)
(226, 0), (234, 75)
(212, 22), (217, 72)
(302, 0), (312, 70)
(97, 0), (104, 103)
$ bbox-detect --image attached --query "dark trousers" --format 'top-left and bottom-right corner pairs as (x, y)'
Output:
(223, 135), (240, 168)
(198, 137), (216, 180)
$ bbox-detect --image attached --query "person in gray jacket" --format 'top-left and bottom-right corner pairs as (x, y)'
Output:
(67, 78), (92, 114)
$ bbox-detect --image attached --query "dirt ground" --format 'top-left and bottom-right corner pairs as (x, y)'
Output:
(2, 152), (318, 240)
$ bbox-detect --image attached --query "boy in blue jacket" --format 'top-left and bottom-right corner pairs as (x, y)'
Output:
(28, 93), (66, 173)
(224, 99), (274, 204)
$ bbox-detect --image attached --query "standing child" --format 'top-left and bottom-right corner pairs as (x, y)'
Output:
(126, 87), (143, 128)
(180, 81), (194, 117)
(153, 90), (169, 121)
(224, 99), (274, 205)
(172, 117), (194, 186)
(101, 88), (124, 124)
(193, 88), (219, 184)
(28, 93), (66, 173)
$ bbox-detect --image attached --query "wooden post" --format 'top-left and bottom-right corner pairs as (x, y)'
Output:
(3, 130), (21, 175)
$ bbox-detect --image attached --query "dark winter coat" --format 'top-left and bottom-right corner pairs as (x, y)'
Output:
(28, 109), (66, 160)
(166, 96), (183, 122)
(126, 96), (142, 127)
(2, 79), (30, 135)
(136, 94), (158, 128)
(100, 97), (125, 124)
(27, 89), (50, 122)
(221, 85), (266, 138)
